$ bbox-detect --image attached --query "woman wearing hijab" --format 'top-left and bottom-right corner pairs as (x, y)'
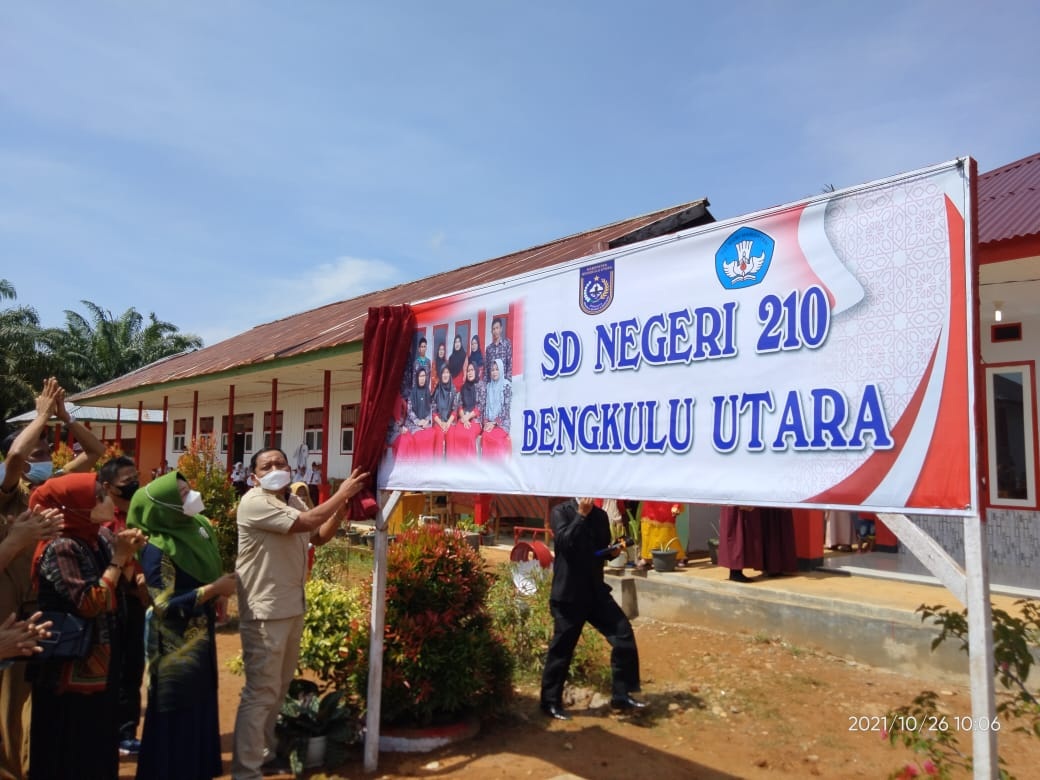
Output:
(448, 334), (467, 391)
(431, 364), (459, 458)
(478, 358), (512, 459)
(467, 335), (484, 381)
(432, 341), (448, 390)
(127, 471), (237, 780)
(397, 367), (436, 460)
(29, 471), (146, 780)
(446, 361), (482, 459)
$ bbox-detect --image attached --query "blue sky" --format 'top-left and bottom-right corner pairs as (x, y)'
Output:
(2, 1), (1037, 346)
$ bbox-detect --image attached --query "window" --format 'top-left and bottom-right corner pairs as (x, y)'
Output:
(263, 410), (283, 450)
(304, 407), (325, 452)
(340, 404), (359, 454)
(985, 364), (1037, 508)
(172, 419), (187, 452)
(221, 413), (255, 453)
(198, 416), (214, 444)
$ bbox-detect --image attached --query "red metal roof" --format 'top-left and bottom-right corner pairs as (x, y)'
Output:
(73, 200), (712, 402)
(978, 151), (1040, 245)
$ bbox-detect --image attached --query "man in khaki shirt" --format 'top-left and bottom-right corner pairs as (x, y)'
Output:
(231, 448), (367, 779)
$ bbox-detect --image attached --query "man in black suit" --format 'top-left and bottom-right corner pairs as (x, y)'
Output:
(539, 497), (646, 720)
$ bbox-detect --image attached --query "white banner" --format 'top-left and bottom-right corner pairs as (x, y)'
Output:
(378, 159), (976, 514)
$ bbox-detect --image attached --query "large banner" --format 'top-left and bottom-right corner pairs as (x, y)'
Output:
(378, 159), (977, 514)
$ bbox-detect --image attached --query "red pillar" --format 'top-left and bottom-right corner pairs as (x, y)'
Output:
(191, 391), (198, 442)
(53, 422), (63, 452)
(135, 401), (143, 461)
(225, 385), (235, 474)
(269, 379), (278, 448)
(320, 370), (331, 503)
(792, 508), (825, 571)
(115, 404), (122, 445)
(474, 494), (492, 527)
(161, 396), (169, 472)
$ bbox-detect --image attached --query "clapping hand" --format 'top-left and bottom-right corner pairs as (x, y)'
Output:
(9, 507), (64, 550)
(0, 611), (52, 660)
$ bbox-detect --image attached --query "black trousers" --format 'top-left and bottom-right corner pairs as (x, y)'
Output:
(540, 596), (640, 705)
(117, 595), (146, 740)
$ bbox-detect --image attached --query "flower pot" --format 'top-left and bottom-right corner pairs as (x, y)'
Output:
(651, 548), (679, 572)
(480, 532), (496, 547)
(707, 538), (719, 566)
(304, 735), (327, 768)
(346, 530), (362, 546)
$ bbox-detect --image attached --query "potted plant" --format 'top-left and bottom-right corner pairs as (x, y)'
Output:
(651, 538), (681, 572)
(453, 518), (482, 550)
(707, 520), (720, 565)
(276, 579), (365, 775)
(277, 679), (356, 776)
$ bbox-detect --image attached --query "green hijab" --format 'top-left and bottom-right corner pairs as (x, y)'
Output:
(126, 471), (224, 584)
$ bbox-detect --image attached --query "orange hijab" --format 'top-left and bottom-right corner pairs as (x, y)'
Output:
(30, 472), (103, 579)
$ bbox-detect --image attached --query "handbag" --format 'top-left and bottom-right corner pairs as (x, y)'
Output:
(33, 611), (93, 661)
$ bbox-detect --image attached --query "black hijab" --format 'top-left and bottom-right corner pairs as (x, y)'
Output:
(460, 365), (480, 411)
(448, 336), (466, 378)
(469, 336), (484, 378)
(432, 368), (455, 418)
(409, 369), (431, 418)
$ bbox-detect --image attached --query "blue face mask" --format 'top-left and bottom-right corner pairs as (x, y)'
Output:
(25, 461), (53, 485)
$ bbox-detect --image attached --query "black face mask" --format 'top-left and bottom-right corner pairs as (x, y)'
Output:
(116, 481), (139, 500)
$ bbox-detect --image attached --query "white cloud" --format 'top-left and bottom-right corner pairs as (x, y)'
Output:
(284, 256), (402, 311)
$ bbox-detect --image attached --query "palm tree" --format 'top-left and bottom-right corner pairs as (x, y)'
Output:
(0, 280), (52, 436)
(43, 301), (203, 391)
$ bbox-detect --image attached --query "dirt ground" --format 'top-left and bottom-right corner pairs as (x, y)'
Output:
(116, 615), (1040, 780)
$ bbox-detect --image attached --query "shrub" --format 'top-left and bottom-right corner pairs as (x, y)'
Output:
(486, 562), (611, 690)
(177, 436), (239, 571)
(299, 578), (366, 689)
(885, 600), (1040, 779)
(334, 524), (514, 727)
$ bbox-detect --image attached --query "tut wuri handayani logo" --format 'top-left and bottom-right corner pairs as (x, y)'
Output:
(715, 226), (774, 289)
(579, 259), (614, 315)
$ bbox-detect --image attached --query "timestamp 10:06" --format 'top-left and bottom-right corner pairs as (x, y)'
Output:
(848, 715), (1001, 733)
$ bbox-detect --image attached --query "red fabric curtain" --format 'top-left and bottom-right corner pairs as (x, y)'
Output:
(348, 305), (416, 519)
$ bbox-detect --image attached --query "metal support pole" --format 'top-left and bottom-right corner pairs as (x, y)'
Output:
(964, 516), (997, 778)
(363, 490), (402, 773)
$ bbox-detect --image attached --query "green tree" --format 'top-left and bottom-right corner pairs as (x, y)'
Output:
(42, 300), (203, 390)
(0, 280), (52, 437)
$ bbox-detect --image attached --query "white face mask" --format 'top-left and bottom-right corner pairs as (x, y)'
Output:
(259, 468), (292, 492)
(90, 496), (117, 524)
(182, 490), (205, 517)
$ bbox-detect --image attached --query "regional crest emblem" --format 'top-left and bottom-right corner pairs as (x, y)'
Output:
(715, 227), (775, 289)
(579, 260), (614, 315)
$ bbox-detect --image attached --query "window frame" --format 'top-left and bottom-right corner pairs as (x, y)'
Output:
(304, 407), (324, 454)
(340, 403), (359, 455)
(172, 418), (187, 452)
(984, 362), (1039, 509)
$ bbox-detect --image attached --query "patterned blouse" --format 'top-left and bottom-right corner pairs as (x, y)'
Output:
(34, 531), (122, 694)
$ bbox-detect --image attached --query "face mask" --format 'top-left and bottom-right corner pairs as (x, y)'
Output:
(26, 461), (54, 485)
(259, 468), (292, 492)
(182, 490), (205, 517)
(90, 496), (116, 523)
(115, 481), (139, 500)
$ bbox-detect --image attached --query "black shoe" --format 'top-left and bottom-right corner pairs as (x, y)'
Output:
(610, 694), (648, 711)
(540, 702), (571, 721)
(728, 570), (753, 582)
(261, 756), (292, 776)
